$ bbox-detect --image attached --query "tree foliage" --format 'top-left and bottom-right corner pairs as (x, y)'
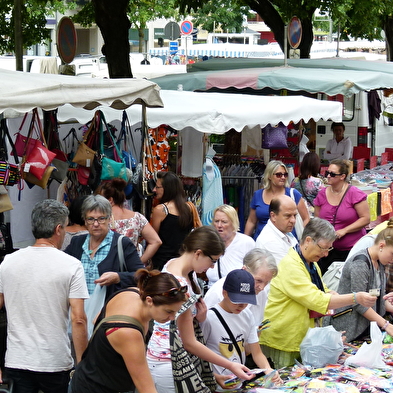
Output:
(190, 0), (251, 34)
(0, 0), (66, 54)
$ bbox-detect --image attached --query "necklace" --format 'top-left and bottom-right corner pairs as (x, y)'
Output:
(330, 183), (346, 194)
(34, 242), (55, 248)
(88, 243), (100, 254)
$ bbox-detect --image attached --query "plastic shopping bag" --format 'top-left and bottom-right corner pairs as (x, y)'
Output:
(345, 321), (387, 369)
(85, 284), (106, 338)
(300, 326), (343, 367)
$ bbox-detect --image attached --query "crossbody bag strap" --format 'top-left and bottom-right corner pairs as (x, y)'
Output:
(117, 235), (126, 272)
(210, 307), (243, 364)
(332, 185), (351, 227)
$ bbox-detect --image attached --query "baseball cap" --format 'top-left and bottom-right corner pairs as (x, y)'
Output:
(223, 269), (257, 305)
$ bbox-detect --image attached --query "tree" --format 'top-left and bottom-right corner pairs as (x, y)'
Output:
(73, 0), (179, 77)
(190, 0), (251, 35)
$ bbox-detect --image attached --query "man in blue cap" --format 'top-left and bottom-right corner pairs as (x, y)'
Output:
(201, 269), (281, 391)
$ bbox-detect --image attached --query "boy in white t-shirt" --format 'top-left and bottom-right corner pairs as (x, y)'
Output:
(201, 269), (281, 390)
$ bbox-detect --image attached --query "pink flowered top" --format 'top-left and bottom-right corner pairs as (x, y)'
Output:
(112, 212), (148, 248)
(146, 263), (197, 361)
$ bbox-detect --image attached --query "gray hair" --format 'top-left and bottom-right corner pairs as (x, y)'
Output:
(82, 194), (112, 219)
(262, 160), (289, 189)
(243, 248), (278, 278)
(31, 199), (69, 239)
(213, 204), (240, 232)
(300, 218), (336, 244)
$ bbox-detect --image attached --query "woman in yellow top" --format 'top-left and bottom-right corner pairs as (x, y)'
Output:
(259, 217), (377, 369)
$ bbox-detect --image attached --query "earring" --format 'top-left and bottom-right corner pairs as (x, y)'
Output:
(380, 248), (383, 252)
(305, 246), (308, 251)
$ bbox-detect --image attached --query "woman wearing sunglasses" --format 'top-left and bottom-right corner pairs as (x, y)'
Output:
(245, 160), (309, 240)
(314, 159), (370, 275)
(69, 268), (187, 393)
(147, 226), (254, 393)
(260, 218), (376, 369)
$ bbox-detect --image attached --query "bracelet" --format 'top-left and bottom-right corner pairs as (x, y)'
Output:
(382, 320), (389, 331)
(352, 292), (357, 305)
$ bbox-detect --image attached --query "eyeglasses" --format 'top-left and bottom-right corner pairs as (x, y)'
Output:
(150, 285), (188, 297)
(315, 242), (334, 252)
(85, 216), (109, 225)
(274, 172), (289, 178)
(325, 171), (343, 178)
(206, 254), (219, 263)
(154, 186), (163, 189)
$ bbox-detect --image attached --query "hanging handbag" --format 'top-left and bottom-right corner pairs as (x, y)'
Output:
(13, 112), (36, 157)
(0, 186), (13, 213)
(99, 112), (127, 182)
(0, 119), (21, 187)
(72, 119), (98, 167)
(21, 109), (56, 181)
(262, 122), (288, 149)
(23, 165), (55, 189)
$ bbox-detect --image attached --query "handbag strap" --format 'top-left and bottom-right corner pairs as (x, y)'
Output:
(99, 111), (123, 162)
(117, 234), (126, 272)
(332, 185), (351, 227)
(1, 119), (20, 165)
(210, 307), (244, 364)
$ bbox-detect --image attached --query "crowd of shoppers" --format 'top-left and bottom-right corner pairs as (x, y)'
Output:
(1, 144), (392, 392)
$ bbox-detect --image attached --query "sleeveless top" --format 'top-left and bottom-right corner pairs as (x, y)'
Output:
(152, 204), (193, 271)
(70, 288), (143, 393)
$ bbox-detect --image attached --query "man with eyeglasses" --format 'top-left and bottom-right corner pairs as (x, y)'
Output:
(323, 122), (353, 160)
(255, 195), (298, 265)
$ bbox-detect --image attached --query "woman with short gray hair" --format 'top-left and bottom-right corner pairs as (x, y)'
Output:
(260, 218), (377, 369)
(65, 195), (144, 300)
(204, 247), (277, 329)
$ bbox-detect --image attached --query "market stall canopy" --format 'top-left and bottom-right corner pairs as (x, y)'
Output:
(0, 68), (163, 117)
(150, 64), (393, 97)
(57, 90), (342, 134)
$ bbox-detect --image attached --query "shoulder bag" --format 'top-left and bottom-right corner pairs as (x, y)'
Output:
(332, 185), (351, 228)
(170, 294), (216, 393)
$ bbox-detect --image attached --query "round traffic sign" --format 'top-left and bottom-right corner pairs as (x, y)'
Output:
(164, 22), (180, 40)
(57, 17), (77, 64)
(180, 20), (193, 36)
(288, 16), (302, 49)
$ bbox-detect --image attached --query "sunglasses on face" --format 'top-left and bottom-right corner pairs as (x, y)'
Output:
(273, 172), (289, 178)
(325, 171), (343, 178)
(150, 285), (188, 298)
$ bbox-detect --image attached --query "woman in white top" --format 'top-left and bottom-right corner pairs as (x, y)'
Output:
(207, 204), (255, 288)
(96, 178), (162, 266)
(147, 226), (253, 393)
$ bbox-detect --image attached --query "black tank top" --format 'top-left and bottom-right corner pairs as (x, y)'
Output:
(71, 288), (143, 393)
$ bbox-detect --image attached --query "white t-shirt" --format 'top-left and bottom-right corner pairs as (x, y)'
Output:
(0, 246), (89, 372)
(206, 232), (255, 288)
(203, 277), (267, 329)
(255, 219), (298, 265)
(201, 304), (258, 380)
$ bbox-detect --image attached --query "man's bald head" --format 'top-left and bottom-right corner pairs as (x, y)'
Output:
(269, 195), (298, 234)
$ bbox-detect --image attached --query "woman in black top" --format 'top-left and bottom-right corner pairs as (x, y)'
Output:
(69, 268), (186, 393)
(150, 171), (193, 270)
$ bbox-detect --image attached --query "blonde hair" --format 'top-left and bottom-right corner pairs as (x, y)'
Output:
(262, 160), (289, 190)
(213, 204), (240, 232)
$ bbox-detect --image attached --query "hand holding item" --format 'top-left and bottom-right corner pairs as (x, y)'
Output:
(94, 271), (120, 286)
(355, 291), (378, 308)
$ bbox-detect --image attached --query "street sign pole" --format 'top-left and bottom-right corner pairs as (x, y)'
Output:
(180, 20), (193, 66)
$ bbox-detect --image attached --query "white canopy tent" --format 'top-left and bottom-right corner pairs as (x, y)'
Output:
(57, 90), (343, 133)
(0, 68), (164, 117)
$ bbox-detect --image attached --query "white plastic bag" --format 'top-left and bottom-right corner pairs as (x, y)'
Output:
(85, 284), (106, 338)
(344, 321), (387, 369)
(300, 326), (343, 367)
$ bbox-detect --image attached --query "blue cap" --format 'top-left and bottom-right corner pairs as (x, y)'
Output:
(223, 269), (257, 305)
